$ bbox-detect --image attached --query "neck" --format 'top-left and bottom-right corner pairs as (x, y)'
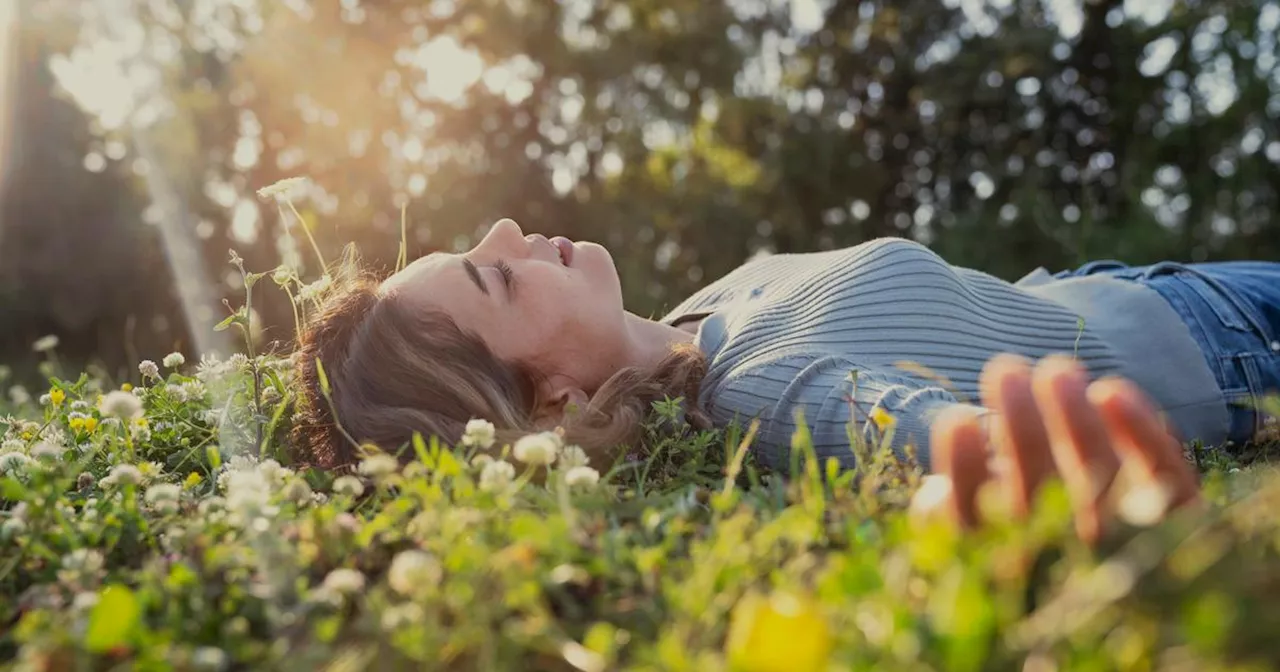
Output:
(621, 311), (696, 370)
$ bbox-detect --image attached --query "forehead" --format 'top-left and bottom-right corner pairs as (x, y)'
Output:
(378, 252), (448, 297)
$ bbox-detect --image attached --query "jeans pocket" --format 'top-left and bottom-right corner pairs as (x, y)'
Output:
(1146, 262), (1254, 333)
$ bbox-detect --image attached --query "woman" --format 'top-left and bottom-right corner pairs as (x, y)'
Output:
(294, 219), (1279, 538)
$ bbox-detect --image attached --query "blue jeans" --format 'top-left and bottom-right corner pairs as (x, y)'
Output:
(1054, 260), (1280, 445)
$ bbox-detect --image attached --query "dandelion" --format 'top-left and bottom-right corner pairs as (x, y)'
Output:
(564, 465), (601, 489)
(358, 453), (399, 479)
(322, 568), (367, 594)
(479, 460), (516, 492)
(461, 418), (497, 449)
(99, 390), (144, 420)
(513, 431), (561, 466)
(387, 550), (442, 597)
(103, 464), (142, 487)
(256, 176), (310, 200)
(560, 445), (590, 469)
(162, 352), (186, 369)
(138, 360), (160, 380)
(333, 475), (364, 497)
(31, 334), (60, 353)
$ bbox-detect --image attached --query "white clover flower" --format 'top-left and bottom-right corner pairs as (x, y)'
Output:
(1, 438), (24, 454)
(70, 400), (89, 411)
(8, 386), (30, 406)
(99, 390), (144, 420)
(333, 475), (364, 497)
(224, 469), (277, 523)
(61, 548), (104, 574)
(145, 483), (182, 506)
(104, 463), (143, 487)
(255, 458), (293, 486)
(295, 274), (333, 304)
(478, 460), (516, 492)
(387, 550), (441, 597)
(138, 360), (160, 380)
(358, 454), (399, 479)
(0, 452), (29, 475)
(165, 384), (189, 403)
(228, 353), (250, 370)
(31, 334), (60, 353)
(322, 568), (367, 594)
(39, 394), (52, 406)
(560, 445), (590, 469)
(283, 478), (313, 505)
(564, 465), (601, 489)
(1, 517), (26, 538)
(380, 603), (425, 631)
(191, 646), (229, 671)
(461, 418), (497, 449)
(513, 431), (561, 466)
(31, 441), (65, 461)
(256, 176), (310, 200)
(162, 352), (186, 369)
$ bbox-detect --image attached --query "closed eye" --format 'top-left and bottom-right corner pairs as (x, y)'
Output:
(495, 259), (516, 294)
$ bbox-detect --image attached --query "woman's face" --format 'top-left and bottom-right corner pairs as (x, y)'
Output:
(381, 219), (630, 395)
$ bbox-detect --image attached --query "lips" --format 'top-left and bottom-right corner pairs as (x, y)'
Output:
(550, 236), (575, 267)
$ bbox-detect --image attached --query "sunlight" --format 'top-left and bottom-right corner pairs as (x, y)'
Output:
(408, 35), (485, 103)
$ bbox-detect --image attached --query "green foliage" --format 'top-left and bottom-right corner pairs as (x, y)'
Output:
(2, 359), (1280, 670)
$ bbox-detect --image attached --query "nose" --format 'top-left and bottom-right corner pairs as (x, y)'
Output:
(474, 218), (526, 256)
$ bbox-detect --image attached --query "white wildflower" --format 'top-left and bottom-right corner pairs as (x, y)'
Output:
(228, 353), (250, 370)
(295, 274), (333, 304)
(282, 478), (313, 505)
(70, 400), (89, 411)
(99, 390), (144, 420)
(358, 453), (399, 479)
(0, 452), (32, 475)
(256, 176), (310, 200)
(333, 475), (364, 497)
(1, 438), (24, 454)
(145, 483), (182, 514)
(322, 568), (366, 594)
(216, 455), (259, 491)
(138, 360), (160, 380)
(8, 386), (30, 406)
(387, 550), (442, 597)
(181, 380), (206, 400)
(272, 265), (294, 287)
(31, 335), (60, 353)
(191, 646), (229, 671)
(103, 463), (142, 487)
(165, 384), (189, 403)
(564, 465), (601, 489)
(560, 445), (590, 469)
(224, 469), (277, 523)
(478, 460), (516, 492)
(512, 431), (561, 466)
(380, 603), (424, 631)
(39, 394), (52, 406)
(31, 441), (65, 461)
(72, 592), (100, 612)
(1, 517), (26, 538)
(61, 548), (104, 574)
(162, 352), (186, 369)
(471, 454), (495, 468)
(255, 458), (293, 486)
(1116, 480), (1175, 527)
(461, 419), (497, 449)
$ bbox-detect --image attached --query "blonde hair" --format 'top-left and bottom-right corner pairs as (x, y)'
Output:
(291, 263), (709, 469)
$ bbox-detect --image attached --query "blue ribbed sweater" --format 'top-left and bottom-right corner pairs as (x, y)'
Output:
(660, 238), (1228, 472)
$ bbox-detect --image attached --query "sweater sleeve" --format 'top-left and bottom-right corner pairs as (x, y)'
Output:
(702, 354), (989, 473)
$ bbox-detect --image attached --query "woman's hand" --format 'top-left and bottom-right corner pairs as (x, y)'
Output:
(910, 353), (1202, 544)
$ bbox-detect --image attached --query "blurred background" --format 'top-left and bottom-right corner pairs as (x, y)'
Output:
(1, 0), (1278, 391)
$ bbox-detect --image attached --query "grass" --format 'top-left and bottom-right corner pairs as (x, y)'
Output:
(2, 349), (1280, 672)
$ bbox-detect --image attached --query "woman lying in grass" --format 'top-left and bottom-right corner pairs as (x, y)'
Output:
(293, 218), (1280, 540)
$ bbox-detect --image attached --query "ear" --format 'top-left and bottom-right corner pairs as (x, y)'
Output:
(531, 383), (590, 431)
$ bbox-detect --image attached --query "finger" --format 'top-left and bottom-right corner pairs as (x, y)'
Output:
(980, 354), (1057, 518)
(932, 408), (992, 528)
(1031, 355), (1122, 545)
(1088, 377), (1201, 508)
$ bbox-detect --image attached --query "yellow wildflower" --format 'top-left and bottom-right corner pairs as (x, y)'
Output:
(49, 388), (65, 407)
(183, 472), (204, 490)
(121, 383), (133, 392)
(869, 407), (897, 431)
(726, 591), (832, 672)
(69, 417), (98, 434)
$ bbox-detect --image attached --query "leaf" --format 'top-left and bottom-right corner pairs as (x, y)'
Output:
(85, 585), (141, 653)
